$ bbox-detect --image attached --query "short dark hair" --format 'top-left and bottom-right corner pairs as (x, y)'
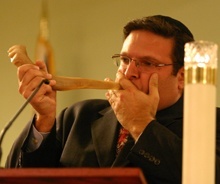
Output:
(123, 15), (194, 75)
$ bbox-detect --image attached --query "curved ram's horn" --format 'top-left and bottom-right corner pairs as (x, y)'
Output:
(8, 45), (120, 91)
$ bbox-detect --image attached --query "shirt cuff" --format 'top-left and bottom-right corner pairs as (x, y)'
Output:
(26, 125), (50, 152)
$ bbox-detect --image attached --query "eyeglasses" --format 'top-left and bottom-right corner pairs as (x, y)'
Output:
(112, 54), (173, 72)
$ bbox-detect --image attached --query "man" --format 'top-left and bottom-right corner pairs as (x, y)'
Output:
(6, 15), (220, 184)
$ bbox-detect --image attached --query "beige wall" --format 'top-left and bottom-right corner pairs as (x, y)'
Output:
(0, 0), (219, 167)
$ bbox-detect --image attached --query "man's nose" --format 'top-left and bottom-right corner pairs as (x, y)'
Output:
(130, 59), (139, 67)
(124, 60), (139, 79)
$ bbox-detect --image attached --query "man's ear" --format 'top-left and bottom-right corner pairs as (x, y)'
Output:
(177, 67), (184, 90)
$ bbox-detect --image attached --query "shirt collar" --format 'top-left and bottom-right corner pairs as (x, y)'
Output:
(156, 95), (183, 127)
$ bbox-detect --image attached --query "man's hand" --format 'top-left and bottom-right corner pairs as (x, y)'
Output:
(18, 61), (57, 132)
(105, 72), (159, 141)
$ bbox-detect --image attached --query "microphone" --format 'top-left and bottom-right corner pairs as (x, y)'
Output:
(0, 79), (50, 166)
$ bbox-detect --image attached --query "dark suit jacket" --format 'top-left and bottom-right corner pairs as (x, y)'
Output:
(5, 97), (220, 184)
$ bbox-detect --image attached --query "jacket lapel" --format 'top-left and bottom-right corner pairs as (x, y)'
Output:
(91, 107), (119, 167)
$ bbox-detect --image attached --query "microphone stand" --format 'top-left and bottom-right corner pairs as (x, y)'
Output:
(0, 79), (49, 166)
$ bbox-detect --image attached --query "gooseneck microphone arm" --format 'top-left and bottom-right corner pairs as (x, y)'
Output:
(0, 79), (49, 166)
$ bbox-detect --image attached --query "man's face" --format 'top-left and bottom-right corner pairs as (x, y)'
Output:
(118, 30), (184, 110)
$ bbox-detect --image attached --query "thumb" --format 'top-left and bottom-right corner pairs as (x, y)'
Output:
(35, 60), (49, 74)
(149, 73), (159, 97)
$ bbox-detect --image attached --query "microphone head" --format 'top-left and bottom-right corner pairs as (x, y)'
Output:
(43, 79), (50, 85)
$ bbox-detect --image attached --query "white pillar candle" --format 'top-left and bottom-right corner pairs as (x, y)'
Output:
(182, 41), (218, 184)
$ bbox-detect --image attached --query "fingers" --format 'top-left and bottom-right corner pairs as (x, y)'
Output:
(35, 60), (49, 73)
(105, 72), (159, 105)
(105, 78), (118, 106)
(17, 61), (55, 98)
(17, 64), (39, 82)
(116, 71), (136, 90)
(21, 79), (53, 100)
(105, 89), (117, 104)
(18, 61), (50, 82)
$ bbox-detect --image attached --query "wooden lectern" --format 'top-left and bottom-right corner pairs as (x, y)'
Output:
(0, 168), (147, 184)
